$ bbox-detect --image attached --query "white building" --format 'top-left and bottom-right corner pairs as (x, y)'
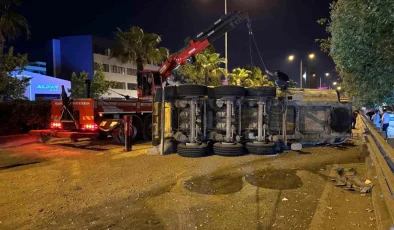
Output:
(93, 53), (159, 99)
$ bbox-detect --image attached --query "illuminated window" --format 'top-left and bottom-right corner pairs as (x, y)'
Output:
(112, 65), (125, 74)
(102, 64), (109, 72)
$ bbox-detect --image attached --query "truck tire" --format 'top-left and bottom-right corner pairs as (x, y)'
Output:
(213, 143), (244, 156)
(245, 142), (276, 155)
(212, 85), (245, 98)
(330, 107), (352, 133)
(246, 86), (276, 97)
(131, 115), (144, 140)
(177, 143), (208, 158)
(143, 114), (152, 141)
(164, 85), (177, 101)
(112, 122), (125, 144)
(177, 84), (207, 97)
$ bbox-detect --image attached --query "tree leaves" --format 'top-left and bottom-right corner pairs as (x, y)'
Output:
(111, 26), (168, 71)
(0, 0), (29, 46)
(0, 46), (28, 101)
(318, 0), (394, 107)
(175, 51), (227, 86)
(68, 63), (116, 99)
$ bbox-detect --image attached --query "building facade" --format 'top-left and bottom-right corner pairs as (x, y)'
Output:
(14, 71), (71, 101)
(46, 35), (160, 99)
(25, 61), (46, 75)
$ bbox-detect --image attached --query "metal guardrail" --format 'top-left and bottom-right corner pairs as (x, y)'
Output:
(361, 116), (394, 228)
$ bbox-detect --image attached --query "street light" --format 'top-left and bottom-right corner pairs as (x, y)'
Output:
(288, 53), (315, 88)
(225, 0), (228, 84)
(337, 86), (341, 90)
(325, 73), (330, 77)
(333, 82), (337, 85)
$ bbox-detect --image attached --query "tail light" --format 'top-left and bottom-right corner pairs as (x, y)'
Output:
(50, 122), (62, 129)
(81, 124), (98, 131)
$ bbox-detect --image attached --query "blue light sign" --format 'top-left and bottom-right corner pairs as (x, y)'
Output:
(37, 85), (59, 91)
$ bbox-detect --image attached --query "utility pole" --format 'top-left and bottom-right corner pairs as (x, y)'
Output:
(300, 60), (303, 88)
(224, 0), (228, 85)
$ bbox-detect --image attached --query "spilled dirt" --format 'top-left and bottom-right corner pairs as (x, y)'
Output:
(0, 133), (376, 230)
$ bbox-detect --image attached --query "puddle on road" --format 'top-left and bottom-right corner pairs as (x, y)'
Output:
(245, 169), (303, 190)
(184, 174), (243, 195)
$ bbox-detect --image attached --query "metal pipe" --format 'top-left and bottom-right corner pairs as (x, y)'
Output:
(238, 100), (242, 137)
(190, 99), (196, 143)
(258, 100), (263, 142)
(160, 87), (165, 155)
(85, 79), (91, 98)
(203, 100), (207, 141)
(263, 101), (267, 141)
(226, 100), (232, 142)
(300, 60), (303, 88)
(224, 0), (228, 85)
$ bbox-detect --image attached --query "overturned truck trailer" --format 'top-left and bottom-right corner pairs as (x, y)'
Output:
(269, 88), (352, 145)
(151, 86), (352, 155)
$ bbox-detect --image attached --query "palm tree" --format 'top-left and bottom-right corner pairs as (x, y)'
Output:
(228, 68), (252, 86)
(244, 65), (275, 87)
(111, 26), (168, 72)
(0, 0), (30, 47)
(194, 53), (227, 85)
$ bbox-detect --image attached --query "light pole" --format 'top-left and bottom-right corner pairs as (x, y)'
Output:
(224, 0), (228, 84)
(288, 53), (315, 88)
(321, 73), (329, 88)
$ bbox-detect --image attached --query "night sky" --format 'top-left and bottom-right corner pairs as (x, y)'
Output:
(12, 0), (336, 85)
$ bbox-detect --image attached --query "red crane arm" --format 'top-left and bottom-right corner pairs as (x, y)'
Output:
(158, 39), (210, 79)
(156, 10), (248, 82)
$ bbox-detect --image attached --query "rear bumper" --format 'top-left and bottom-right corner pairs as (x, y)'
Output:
(28, 129), (99, 140)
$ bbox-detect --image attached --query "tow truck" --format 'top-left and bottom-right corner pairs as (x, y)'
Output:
(28, 11), (249, 144)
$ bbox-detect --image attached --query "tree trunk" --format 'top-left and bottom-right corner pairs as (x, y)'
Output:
(136, 57), (144, 72)
(0, 31), (5, 53)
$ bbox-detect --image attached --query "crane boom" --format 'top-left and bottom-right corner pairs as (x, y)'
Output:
(158, 10), (248, 80)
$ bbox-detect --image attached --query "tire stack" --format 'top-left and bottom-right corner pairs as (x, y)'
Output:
(209, 85), (246, 157)
(243, 86), (278, 156)
(175, 84), (209, 158)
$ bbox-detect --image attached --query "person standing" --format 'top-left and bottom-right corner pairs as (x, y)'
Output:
(381, 109), (390, 140)
(352, 110), (359, 129)
(374, 110), (381, 128)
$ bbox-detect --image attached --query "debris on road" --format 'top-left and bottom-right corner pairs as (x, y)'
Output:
(330, 167), (373, 193)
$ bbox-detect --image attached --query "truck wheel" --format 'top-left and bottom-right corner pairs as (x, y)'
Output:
(113, 122), (125, 145)
(330, 107), (351, 133)
(131, 115), (144, 140)
(177, 84), (207, 97)
(164, 85), (177, 101)
(213, 143), (244, 156)
(212, 85), (245, 99)
(245, 142), (276, 155)
(177, 143), (208, 158)
(246, 86), (276, 97)
(143, 114), (152, 141)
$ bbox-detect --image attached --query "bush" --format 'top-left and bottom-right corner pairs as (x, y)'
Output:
(0, 100), (51, 136)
